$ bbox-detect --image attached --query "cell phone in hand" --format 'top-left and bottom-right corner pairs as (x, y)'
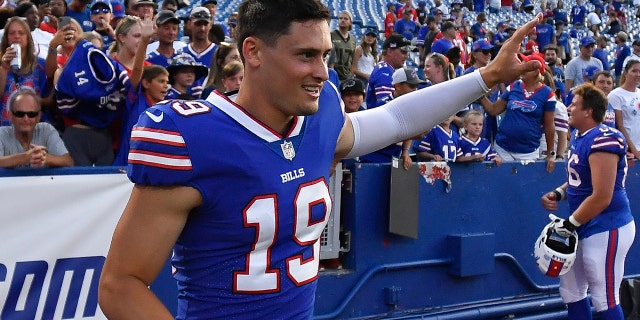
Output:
(58, 16), (71, 30)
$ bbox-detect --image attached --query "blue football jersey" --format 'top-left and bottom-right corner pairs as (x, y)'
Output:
(567, 124), (633, 238)
(496, 80), (556, 153)
(457, 135), (498, 161)
(417, 125), (459, 161)
(127, 87), (345, 319)
(146, 50), (182, 68)
(56, 40), (129, 128)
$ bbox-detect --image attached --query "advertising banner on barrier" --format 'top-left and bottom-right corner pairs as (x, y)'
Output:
(0, 173), (133, 320)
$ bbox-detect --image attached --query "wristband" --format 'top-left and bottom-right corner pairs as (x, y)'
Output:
(48, 47), (58, 55)
(568, 215), (582, 227)
(552, 187), (566, 201)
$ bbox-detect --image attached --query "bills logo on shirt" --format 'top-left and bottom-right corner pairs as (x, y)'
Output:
(281, 140), (295, 160)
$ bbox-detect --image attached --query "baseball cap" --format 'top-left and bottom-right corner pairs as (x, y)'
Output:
(167, 53), (209, 83)
(340, 79), (365, 96)
(91, 0), (111, 10)
(383, 34), (413, 51)
(132, 0), (158, 9)
(471, 39), (493, 52)
(190, 6), (212, 22)
(392, 68), (427, 85)
(201, 0), (217, 5)
(518, 53), (546, 75)
(580, 36), (596, 47)
(111, 0), (125, 18)
(497, 20), (508, 28)
(616, 31), (628, 42)
(582, 65), (601, 81)
(156, 10), (180, 25)
(363, 27), (378, 38)
(633, 39), (640, 46)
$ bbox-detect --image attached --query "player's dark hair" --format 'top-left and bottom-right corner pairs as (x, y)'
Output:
(572, 83), (607, 123)
(236, 0), (331, 62)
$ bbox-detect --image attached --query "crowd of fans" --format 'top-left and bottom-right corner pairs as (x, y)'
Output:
(0, 0), (638, 169)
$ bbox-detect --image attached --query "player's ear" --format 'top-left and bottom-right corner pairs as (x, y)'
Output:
(241, 36), (261, 68)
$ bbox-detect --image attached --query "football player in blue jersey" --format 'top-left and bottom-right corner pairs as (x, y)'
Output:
(541, 84), (635, 320)
(98, 1), (546, 318)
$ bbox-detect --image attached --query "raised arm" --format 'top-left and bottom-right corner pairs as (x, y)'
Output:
(130, 18), (155, 88)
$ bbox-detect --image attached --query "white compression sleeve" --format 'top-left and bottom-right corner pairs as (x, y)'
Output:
(345, 70), (491, 159)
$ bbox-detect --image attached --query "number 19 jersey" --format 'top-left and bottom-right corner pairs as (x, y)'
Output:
(127, 87), (345, 319)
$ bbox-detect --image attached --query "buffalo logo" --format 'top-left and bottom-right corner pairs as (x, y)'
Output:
(509, 100), (538, 112)
(281, 141), (295, 160)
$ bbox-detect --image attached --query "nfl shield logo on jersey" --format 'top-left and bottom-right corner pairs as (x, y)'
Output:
(281, 141), (295, 160)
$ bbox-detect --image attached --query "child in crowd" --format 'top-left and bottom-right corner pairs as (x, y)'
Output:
(165, 53), (208, 100)
(113, 65), (169, 166)
(457, 110), (503, 165)
(89, 0), (116, 51)
(219, 60), (244, 93)
(416, 115), (459, 162)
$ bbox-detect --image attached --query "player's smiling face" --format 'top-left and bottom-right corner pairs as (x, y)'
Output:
(259, 20), (331, 117)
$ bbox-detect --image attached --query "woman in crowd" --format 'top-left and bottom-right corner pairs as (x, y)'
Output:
(608, 60), (640, 160)
(109, 15), (152, 76)
(0, 17), (48, 127)
(481, 53), (556, 172)
(350, 27), (378, 88)
(201, 42), (241, 98)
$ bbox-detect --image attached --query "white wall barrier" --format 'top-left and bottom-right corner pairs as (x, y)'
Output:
(0, 172), (133, 320)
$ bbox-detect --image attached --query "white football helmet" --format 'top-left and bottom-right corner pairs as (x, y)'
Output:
(534, 220), (579, 277)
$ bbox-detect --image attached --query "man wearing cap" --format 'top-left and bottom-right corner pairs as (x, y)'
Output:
(184, 6), (216, 69)
(340, 78), (366, 113)
(431, 21), (456, 55)
(365, 34), (411, 109)
(65, 0), (93, 32)
(416, 0), (428, 25)
(469, 12), (486, 42)
(565, 36), (603, 89)
(614, 32), (630, 80)
(361, 67), (425, 167)
(89, 0), (115, 50)
(132, 0), (156, 20)
(201, 0), (231, 39)
(394, 9), (419, 41)
(331, 10), (356, 81)
(146, 10), (186, 68)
